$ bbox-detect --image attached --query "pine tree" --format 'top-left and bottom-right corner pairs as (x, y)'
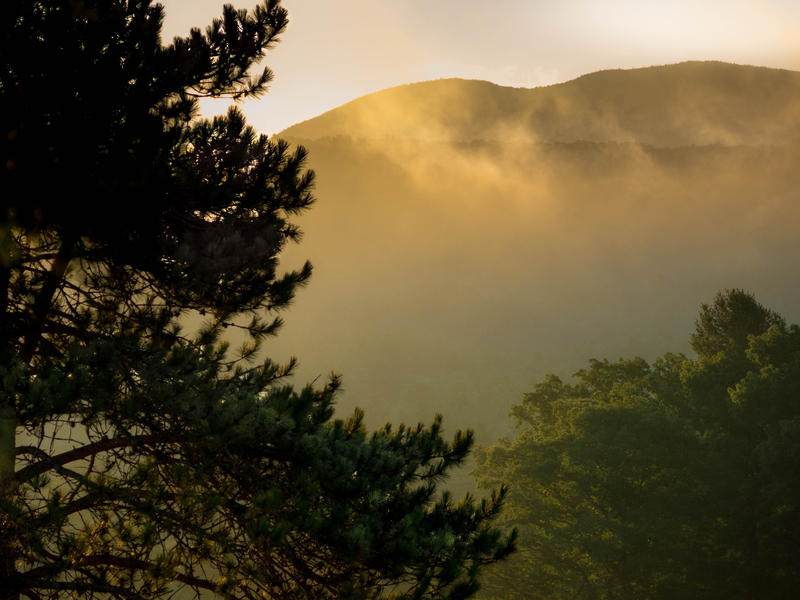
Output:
(0, 1), (515, 598)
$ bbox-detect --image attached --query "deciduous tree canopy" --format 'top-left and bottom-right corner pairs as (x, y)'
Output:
(0, 1), (514, 598)
(475, 290), (800, 599)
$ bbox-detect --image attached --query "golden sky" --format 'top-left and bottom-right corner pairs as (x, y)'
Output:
(162, 0), (800, 136)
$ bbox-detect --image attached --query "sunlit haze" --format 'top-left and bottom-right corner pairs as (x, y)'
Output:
(158, 0), (800, 437)
(9, 1), (800, 596)
(162, 0), (800, 135)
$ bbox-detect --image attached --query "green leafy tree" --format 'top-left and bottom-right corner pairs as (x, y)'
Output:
(0, 1), (515, 598)
(475, 290), (800, 599)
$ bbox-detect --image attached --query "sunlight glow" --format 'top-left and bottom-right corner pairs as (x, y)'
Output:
(162, 0), (800, 135)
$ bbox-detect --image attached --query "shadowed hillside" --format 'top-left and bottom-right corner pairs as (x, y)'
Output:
(266, 62), (800, 445)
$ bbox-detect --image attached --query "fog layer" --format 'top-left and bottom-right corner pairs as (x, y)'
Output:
(267, 62), (800, 442)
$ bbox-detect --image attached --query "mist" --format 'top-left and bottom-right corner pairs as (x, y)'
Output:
(265, 62), (800, 446)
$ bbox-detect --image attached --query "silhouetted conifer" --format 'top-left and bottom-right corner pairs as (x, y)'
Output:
(0, 2), (514, 598)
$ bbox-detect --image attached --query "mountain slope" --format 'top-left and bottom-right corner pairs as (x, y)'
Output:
(281, 61), (800, 146)
(268, 62), (800, 447)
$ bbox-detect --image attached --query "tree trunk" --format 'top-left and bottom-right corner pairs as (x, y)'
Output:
(0, 404), (13, 484)
(0, 247), (19, 598)
(0, 402), (18, 600)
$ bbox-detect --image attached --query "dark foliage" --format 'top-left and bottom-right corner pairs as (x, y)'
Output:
(476, 290), (800, 599)
(0, 2), (514, 598)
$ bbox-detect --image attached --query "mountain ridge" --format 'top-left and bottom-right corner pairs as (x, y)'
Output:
(280, 61), (800, 147)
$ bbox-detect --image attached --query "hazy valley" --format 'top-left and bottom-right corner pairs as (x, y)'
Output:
(263, 61), (800, 444)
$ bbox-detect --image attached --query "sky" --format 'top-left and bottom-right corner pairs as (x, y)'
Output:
(161, 0), (800, 136)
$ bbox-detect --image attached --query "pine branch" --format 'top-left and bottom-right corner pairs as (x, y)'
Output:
(21, 579), (146, 599)
(21, 235), (75, 363)
(15, 432), (175, 484)
(24, 555), (235, 600)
